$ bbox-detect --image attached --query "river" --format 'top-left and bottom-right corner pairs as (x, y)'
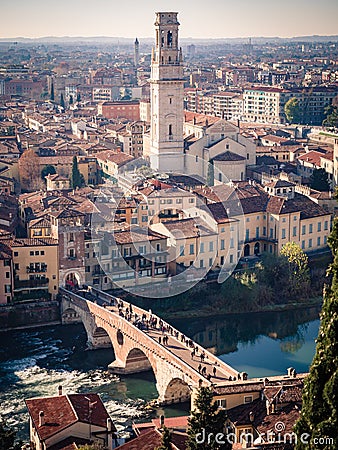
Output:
(0, 306), (320, 442)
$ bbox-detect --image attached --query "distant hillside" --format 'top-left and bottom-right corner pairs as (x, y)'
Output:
(0, 35), (337, 45)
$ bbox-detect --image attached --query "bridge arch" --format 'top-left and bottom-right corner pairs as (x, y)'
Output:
(125, 348), (153, 374)
(163, 378), (191, 404)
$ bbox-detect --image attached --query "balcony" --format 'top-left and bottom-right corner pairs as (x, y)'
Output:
(14, 278), (49, 291)
(26, 265), (47, 273)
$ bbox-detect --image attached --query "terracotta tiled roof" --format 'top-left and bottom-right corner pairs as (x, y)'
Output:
(116, 428), (186, 450)
(12, 238), (58, 247)
(113, 226), (167, 245)
(161, 217), (217, 239)
(25, 393), (113, 442)
(212, 151), (246, 162)
(297, 151), (323, 167)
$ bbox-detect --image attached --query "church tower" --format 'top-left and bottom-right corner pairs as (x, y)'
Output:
(149, 12), (184, 173)
(134, 37), (139, 67)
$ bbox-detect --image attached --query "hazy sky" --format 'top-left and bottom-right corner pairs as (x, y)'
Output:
(2, 0), (338, 39)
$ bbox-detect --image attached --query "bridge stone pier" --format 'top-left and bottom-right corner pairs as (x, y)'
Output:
(60, 287), (240, 405)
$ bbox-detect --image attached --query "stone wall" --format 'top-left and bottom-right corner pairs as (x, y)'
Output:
(0, 301), (61, 330)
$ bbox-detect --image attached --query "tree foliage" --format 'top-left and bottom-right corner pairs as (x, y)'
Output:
(155, 426), (172, 450)
(294, 219), (338, 449)
(77, 444), (108, 450)
(322, 96), (338, 127)
(19, 149), (41, 191)
(71, 156), (84, 189)
(41, 164), (57, 180)
(207, 160), (214, 187)
(60, 93), (65, 109)
(309, 168), (330, 192)
(280, 242), (310, 295)
(0, 420), (22, 450)
(186, 386), (231, 450)
(284, 97), (301, 124)
(50, 82), (54, 101)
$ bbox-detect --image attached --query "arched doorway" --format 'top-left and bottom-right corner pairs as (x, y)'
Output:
(65, 272), (80, 291)
(244, 244), (250, 257)
(254, 242), (260, 255)
(163, 378), (191, 404)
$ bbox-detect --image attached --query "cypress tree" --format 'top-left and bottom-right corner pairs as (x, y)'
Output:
(294, 218), (338, 449)
(50, 81), (54, 101)
(71, 156), (83, 189)
(187, 386), (231, 450)
(155, 426), (172, 450)
(60, 93), (65, 109)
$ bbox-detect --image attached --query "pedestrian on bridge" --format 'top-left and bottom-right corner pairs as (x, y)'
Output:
(159, 336), (162, 345)
(213, 366), (217, 378)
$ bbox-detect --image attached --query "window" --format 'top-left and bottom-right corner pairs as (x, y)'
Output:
(209, 258), (213, 267)
(256, 227), (259, 238)
(200, 243), (204, 253)
(179, 245), (185, 256)
(318, 222), (321, 232)
(5, 272), (10, 278)
(244, 396), (253, 404)
(293, 226), (297, 237)
(324, 220), (328, 230)
(317, 237), (321, 246)
(246, 229), (249, 241)
(209, 241), (214, 252)
(69, 233), (74, 242)
(302, 225), (306, 235)
(309, 224), (313, 234)
(282, 218), (286, 223)
(199, 259), (204, 268)
(302, 240), (305, 249)
(35, 251), (39, 256)
(69, 249), (75, 258)
(189, 244), (194, 255)
(220, 239), (225, 250)
(230, 238), (234, 248)
(41, 251), (45, 256)
(309, 239), (312, 248)
(324, 236), (327, 244)
(282, 228), (286, 239)
(14, 251), (18, 257)
(269, 228), (273, 238)
(14, 263), (19, 270)
(30, 251), (34, 256)
(216, 399), (227, 409)
(142, 216), (148, 223)
(230, 254), (234, 264)
(139, 245), (146, 254)
(124, 247), (131, 257)
(263, 226), (266, 236)
(5, 285), (11, 293)
(221, 227), (225, 233)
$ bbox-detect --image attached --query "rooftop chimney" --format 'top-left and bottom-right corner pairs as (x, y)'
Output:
(160, 415), (165, 429)
(58, 385), (63, 396)
(249, 411), (254, 423)
(107, 418), (112, 432)
(39, 411), (45, 427)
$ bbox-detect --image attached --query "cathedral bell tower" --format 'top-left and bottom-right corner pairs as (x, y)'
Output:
(149, 12), (184, 173)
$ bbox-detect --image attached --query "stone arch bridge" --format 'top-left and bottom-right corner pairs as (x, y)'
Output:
(60, 287), (240, 405)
